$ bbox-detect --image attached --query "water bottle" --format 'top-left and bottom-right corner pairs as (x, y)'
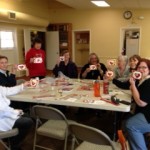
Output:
(93, 80), (100, 97)
(103, 78), (109, 94)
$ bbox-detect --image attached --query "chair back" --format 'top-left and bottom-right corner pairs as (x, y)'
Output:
(32, 105), (70, 150)
(33, 105), (68, 123)
(0, 128), (19, 150)
(69, 122), (115, 150)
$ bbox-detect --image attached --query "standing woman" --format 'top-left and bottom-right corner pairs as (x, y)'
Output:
(80, 53), (107, 80)
(125, 58), (150, 150)
(25, 38), (46, 79)
(53, 50), (78, 78)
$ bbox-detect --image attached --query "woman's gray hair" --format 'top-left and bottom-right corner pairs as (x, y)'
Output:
(88, 53), (100, 63)
(118, 55), (128, 66)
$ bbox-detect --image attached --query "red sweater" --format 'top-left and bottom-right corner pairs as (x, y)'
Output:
(25, 48), (46, 77)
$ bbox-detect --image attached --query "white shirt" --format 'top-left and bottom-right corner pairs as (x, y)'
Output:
(0, 84), (24, 131)
(0, 69), (7, 76)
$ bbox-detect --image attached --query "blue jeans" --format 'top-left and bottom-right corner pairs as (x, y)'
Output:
(125, 113), (150, 150)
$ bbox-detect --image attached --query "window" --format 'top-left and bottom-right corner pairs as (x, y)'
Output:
(0, 30), (15, 50)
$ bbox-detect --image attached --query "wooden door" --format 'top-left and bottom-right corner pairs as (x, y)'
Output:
(46, 31), (59, 70)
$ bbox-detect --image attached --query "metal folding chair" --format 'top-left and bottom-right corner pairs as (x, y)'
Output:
(0, 128), (19, 150)
(69, 122), (116, 150)
(32, 105), (74, 150)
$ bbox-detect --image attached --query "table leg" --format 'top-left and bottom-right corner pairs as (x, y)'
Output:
(113, 111), (123, 141)
(113, 111), (118, 141)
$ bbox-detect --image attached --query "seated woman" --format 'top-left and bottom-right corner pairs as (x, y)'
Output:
(78, 53), (107, 115)
(53, 50), (78, 78)
(0, 81), (33, 150)
(113, 54), (141, 89)
(80, 53), (107, 80)
(125, 58), (150, 150)
(129, 54), (141, 72)
(113, 55), (130, 82)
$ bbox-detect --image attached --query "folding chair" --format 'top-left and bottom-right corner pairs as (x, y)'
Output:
(0, 128), (19, 150)
(32, 105), (74, 150)
(69, 122), (116, 150)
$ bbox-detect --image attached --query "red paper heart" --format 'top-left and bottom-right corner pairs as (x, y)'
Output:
(106, 71), (113, 77)
(109, 61), (114, 65)
(108, 59), (116, 66)
(30, 79), (38, 87)
(18, 64), (26, 70)
(90, 65), (96, 70)
(133, 71), (141, 79)
(135, 73), (140, 78)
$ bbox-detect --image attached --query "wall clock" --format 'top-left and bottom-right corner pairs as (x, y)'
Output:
(123, 11), (132, 19)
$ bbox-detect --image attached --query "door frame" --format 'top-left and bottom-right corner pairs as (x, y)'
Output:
(120, 26), (141, 56)
(72, 29), (91, 62)
(24, 28), (46, 55)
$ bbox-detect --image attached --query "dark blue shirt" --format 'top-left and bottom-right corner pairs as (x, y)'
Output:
(0, 70), (16, 87)
(53, 61), (78, 78)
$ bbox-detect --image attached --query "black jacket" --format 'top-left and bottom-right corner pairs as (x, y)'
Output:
(0, 71), (16, 87)
(53, 61), (78, 78)
(80, 63), (107, 80)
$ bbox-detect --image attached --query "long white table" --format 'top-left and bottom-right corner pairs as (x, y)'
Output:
(8, 78), (131, 112)
(8, 78), (131, 140)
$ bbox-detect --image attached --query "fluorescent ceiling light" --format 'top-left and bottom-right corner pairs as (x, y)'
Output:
(91, 1), (110, 7)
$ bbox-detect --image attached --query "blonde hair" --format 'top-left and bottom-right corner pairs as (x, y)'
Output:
(88, 53), (100, 63)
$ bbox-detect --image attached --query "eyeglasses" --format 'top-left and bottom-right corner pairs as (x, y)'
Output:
(91, 57), (97, 60)
(137, 66), (148, 70)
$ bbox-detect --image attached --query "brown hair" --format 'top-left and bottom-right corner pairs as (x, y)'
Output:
(0, 55), (8, 61)
(129, 54), (141, 62)
(61, 50), (69, 56)
(136, 58), (150, 71)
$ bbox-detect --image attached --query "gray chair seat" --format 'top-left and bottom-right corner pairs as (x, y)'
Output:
(76, 141), (113, 150)
(37, 120), (75, 140)
(76, 141), (123, 150)
(112, 142), (122, 150)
